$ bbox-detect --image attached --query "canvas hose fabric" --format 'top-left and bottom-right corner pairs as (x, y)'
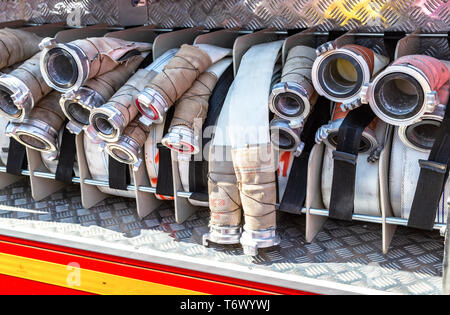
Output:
(215, 40), (283, 245)
(89, 49), (178, 142)
(6, 91), (65, 153)
(163, 58), (232, 154)
(0, 28), (42, 69)
(270, 45), (318, 121)
(0, 52), (53, 122)
(83, 132), (136, 198)
(137, 44), (231, 123)
(61, 53), (146, 132)
(41, 37), (153, 92)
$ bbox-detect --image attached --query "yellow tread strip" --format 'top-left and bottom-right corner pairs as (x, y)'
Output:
(0, 252), (206, 295)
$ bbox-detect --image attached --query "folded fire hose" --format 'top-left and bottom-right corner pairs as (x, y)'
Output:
(0, 52), (52, 122)
(88, 49), (178, 142)
(162, 58), (233, 154)
(137, 44), (232, 124)
(60, 53), (148, 134)
(390, 127), (448, 223)
(83, 132), (135, 198)
(0, 28), (43, 69)
(40, 37), (153, 92)
(204, 41), (283, 256)
(316, 103), (382, 221)
(175, 64), (234, 207)
(362, 55), (450, 230)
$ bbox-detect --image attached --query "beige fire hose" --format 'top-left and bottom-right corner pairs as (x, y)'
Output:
(162, 58), (232, 154)
(137, 44), (231, 124)
(0, 28), (42, 69)
(6, 91), (64, 153)
(269, 45), (318, 126)
(40, 36), (153, 92)
(60, 53), (147, 134)
(88, 49), (178, 143)
(0, 52), (52, 122)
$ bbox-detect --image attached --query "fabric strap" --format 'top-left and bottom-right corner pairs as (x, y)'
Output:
(6, 138), (27, 176)
(55, 125), (76, 184)
(188, 65), (234, 201)
(156, 106), (175, 197)
(279, 97), (331, 214)
(408, 99), (450, 230)
(108, 156), (130, 191)
(329, 104), (376, 221)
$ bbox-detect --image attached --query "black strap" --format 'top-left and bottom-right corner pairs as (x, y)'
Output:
(408, 99), (450, 230)
(108, 156), (130, 191)
(6, 138), (27, 176)
(328, 104), (376, 221)
(55, 126), (76, 184)
(156, 106), (175, 197)
(188, 65), (234, 201)
(279, 97), (332, 214)
(383, 31), (405, 61)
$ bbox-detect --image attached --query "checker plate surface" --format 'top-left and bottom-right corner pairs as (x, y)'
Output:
(0, 179), (444, 294)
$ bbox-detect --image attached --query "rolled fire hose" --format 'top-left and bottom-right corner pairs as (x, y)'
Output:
(40, 128), (80, 177)
(0, 28), (43, 70)
(60, 53), (147, 134)
(315, 103), (379, 155)
(39, 37), (153, 92)
(361, 55), (450, 126)
(83, 132), (135, 198)
(88, 49), (178, 143)
(269, 45), (318, 126)
(312, 43), (389, 110)
(6, 91), (65, 153)
(389, 128), (448, 223)
(320, 113), (386, 217)
(161, 58), (233, 154)
(144, 120), (174, 201)
(0, 52), (52, 122)
(208, 41), (283, 256)
(136, 44), (232, 124)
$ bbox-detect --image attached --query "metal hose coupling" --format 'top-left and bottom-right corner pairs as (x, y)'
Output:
(104, 117), (150, 170)
(162, 58), (233, 154)
(312, 43), (389, 110)
(39, 37), (153, 92)
(398, 92), (448, 152)
(269, 45), (317, 123)
(240, 227), (280, 256)
(269, 117), (304, 156)
(136, 44), (232, 124)
(315, 103), (379, 155)
(60, 53), (146, 134)
(0, 28), (43, 70)
(361, 55), (450, 126)
(89, 49), (178, 142)
(6, 91), (64, 153)
(203, 225), (243, 246)
(0, 53), (52, 122)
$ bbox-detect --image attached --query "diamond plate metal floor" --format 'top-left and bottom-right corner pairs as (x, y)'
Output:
(0, 179), (444, 294)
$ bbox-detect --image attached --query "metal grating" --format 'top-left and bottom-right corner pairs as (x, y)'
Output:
(0, 179), (444, 294)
